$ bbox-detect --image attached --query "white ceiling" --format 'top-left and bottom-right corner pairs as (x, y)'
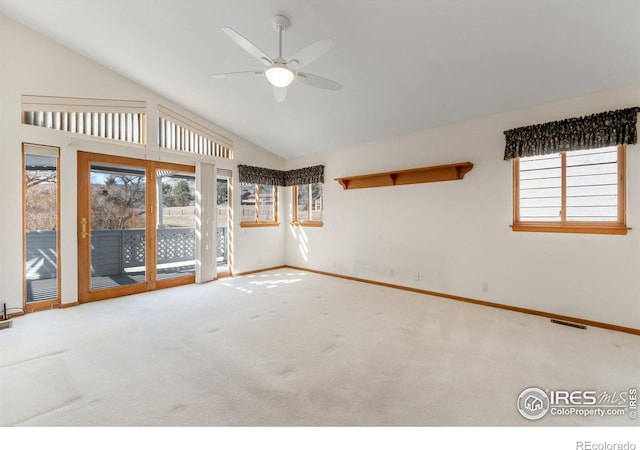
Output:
(1, 0), (639, 159)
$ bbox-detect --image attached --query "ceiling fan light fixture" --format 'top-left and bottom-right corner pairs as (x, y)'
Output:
(265, 65), (295, 87)
(215, 15), (340, 100)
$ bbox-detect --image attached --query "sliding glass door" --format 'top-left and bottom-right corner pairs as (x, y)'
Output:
(156, 169), (196, 280)
(78, 152), (195, 302)
(89, 162), (148, 291)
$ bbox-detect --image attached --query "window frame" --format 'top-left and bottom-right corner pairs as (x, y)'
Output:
(292, 183), (324, 227)
(512, 144), (627, 235)
(23, 143), (61, 312)
(239, 183), (279, 228)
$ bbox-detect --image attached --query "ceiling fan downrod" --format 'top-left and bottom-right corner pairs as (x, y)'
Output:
(273, 14), (290, 61)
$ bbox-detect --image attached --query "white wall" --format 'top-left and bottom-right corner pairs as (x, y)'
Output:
(232, 134), (287, 273)
(0, 14), (286, 313)
(285, 85), (640, 330)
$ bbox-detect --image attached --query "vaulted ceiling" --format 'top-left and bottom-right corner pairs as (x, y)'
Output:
(1, 0), (639, 159)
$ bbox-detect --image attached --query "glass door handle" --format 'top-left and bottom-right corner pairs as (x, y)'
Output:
(80, 217), (91, 239)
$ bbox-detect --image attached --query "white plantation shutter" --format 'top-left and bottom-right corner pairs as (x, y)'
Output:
(22, 95), (146, 144)
(565, 148), (618, 222)
(517, 146), (622, 226)
(157, 105), (233, 159)
(519, 154), (562, 222)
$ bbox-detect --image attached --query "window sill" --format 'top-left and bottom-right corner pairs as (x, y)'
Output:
(291, 221), (323, 228)
(240, 222), (280, 228)
(512, 223), (629, 235)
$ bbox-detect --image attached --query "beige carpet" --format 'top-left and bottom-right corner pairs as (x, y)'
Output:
(1, 269), (639, 427)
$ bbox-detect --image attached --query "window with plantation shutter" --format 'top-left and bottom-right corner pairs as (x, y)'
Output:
(566, 148), (620, 222)
(517, 153), (562, 222)
(22, 95), (146, 145)
(513, 145), (626, 234)
(157, 105), (233, 159)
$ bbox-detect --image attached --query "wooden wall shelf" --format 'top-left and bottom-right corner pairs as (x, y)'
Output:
(335, 162), (473, 190)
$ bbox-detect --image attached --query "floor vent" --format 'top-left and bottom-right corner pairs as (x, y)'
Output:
(551, 319), (587, 330)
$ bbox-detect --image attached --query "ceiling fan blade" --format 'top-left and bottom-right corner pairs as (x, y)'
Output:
(273, 86), (287, 103)
(222, 27), (273, 67)
(297, 72), (342, 91)
(212, 71), (263, 79)
(288, 38), (334, 69)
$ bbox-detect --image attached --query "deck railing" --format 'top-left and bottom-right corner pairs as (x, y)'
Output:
(26, 226), (228, 279)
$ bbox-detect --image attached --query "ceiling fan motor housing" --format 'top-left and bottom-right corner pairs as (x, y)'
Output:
(273, 14), (290, 31)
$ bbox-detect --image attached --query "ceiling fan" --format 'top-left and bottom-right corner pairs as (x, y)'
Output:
(213, 14), (342, 103)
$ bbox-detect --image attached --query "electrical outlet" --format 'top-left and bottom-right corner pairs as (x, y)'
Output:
(415, 272), (420, 281)
(482, 282), (489, 293)
(390, 269), (395, 277)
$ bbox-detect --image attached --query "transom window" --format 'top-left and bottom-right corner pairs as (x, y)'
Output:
(292, 183), (323, 227)
(240, 183), (278, 227)
(158, 105), (233, 159)
(22, 95), (146, 145)
(513, 145), (626, 234)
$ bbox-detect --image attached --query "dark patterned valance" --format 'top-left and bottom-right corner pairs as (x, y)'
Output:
(238, 164), (324, 186)
(284, 165), (324, 186)
(238, 165), (285, 186)
(504, 107), (639, 160)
